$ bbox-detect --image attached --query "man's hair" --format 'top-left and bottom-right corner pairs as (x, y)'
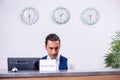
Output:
(45, 33), (60, 45)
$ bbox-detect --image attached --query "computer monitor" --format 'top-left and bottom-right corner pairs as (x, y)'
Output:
(8, 57), (40, 71)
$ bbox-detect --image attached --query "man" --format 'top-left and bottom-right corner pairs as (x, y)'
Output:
(41, 33), (70, 70)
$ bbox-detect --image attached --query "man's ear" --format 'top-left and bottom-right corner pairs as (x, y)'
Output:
(45, 45), (47, 49)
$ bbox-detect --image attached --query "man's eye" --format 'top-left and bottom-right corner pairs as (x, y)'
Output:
(49, 48), (53, 50)
(49, 47), (59, 50)
(55, 47), (58, 50)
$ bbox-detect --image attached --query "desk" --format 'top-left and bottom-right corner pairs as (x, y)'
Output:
(0, 70), (120, 80)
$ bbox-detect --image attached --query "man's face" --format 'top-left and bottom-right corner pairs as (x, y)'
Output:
(45, 40), (60, 59)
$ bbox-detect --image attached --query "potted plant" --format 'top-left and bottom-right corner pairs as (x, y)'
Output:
(105, 31), (120, 68)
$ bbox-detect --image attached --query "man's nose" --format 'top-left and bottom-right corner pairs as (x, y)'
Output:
(52, 49), (56, 54)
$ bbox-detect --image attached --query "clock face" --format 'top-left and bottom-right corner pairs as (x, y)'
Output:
(81, 8), (100, 25)
(53, 7), (70, 24)
(21, 7), (39, 25)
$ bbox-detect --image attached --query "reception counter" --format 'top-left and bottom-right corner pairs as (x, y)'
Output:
(0, 70), (120, 80)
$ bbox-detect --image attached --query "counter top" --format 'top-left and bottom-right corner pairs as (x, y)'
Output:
(0, 70), (120, 78)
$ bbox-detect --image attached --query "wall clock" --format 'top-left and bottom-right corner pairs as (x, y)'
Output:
(81, 8), (100, 25)
(53, 7), (70, 24)
(21, 7), (39, 25)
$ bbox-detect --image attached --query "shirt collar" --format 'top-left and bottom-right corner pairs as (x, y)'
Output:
(47, 54), (60, 61)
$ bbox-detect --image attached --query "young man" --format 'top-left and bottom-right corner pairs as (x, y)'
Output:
(41, 33), (70, 70)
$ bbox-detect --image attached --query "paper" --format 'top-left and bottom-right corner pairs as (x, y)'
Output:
(39, 59), (57, 72)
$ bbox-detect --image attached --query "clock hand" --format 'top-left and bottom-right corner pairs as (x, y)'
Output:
(60, 13), (63, 18)
(28, 14), (31, 23)
(88, 14), (92, 22)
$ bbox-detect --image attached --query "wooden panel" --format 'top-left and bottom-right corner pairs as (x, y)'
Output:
(1, 75), (120, 80)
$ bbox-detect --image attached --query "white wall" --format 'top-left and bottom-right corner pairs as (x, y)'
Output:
(0, 0), (120, 71)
